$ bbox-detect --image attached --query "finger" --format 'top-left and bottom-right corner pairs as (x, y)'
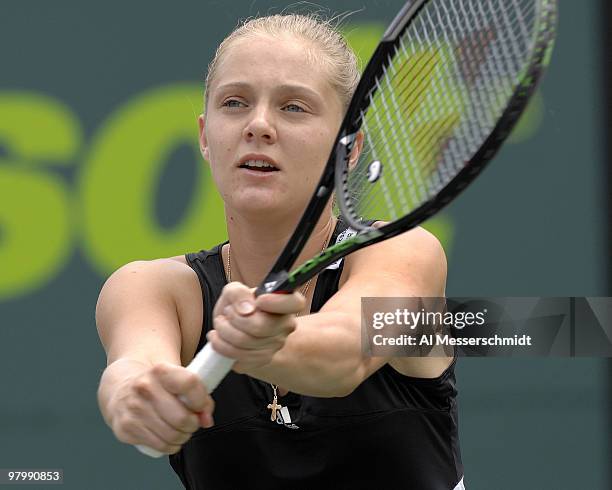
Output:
(215, 312), (282, 349)
(132, 372), (201, 433)
(144, 378), (215, 431)
(139, 425), (183, 455)
(149, 408), (195, 447)
(232, 351), (280, 374)
(207, 329), (277, 362)
(221, 307), (296, 339)
(135, 425), (183, 455)
(114, 411), (185, 455)
(151, 391), (202, 435)
(255, 291), (306, 315)
(141, 429), (183, 456)
(152, 363), (214, 415)
(215, 282), (256, 316)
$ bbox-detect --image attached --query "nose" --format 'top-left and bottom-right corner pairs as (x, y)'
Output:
(243, 105), (277, 144)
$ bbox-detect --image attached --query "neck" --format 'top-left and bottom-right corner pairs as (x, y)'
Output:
(224, 206), (336, 288)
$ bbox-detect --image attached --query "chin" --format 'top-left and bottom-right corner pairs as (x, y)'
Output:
(230, 191), (307, 219)
(232, 191), (282, 212)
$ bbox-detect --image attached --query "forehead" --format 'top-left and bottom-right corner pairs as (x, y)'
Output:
(211, 34), (335, 96)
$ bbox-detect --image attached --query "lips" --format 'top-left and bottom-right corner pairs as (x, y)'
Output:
(239, 159), (279, 172)
(237, 154), (280, 172)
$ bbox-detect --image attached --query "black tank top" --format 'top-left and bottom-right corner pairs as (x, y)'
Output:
(170, 220), (464, 490)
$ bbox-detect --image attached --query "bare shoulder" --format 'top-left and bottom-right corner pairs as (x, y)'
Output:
(99, 255), (199, 303)
(96, 256), (203, 366)
(342, 224), (447, 296)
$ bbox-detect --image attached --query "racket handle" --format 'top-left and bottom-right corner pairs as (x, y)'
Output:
(136, 343), (235, 458)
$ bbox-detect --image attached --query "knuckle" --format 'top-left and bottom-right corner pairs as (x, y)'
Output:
(177, 412), (198, 430)
(174, 432), (192, 446)
(214, 325), (235, 346)
(285, 317), (297, 331)
(152, 363), (169, 377)
(164, 428), (186, 446)
(183, 371), (200, 390)
(114, 429), (135, 445)
(114, 414), (137, 438)
(133, 379), (153, 397)
(185, 419), (199, 433)
(125, 397), (144, 414)
(211, 338), (235, 358)
(167, 444), (183, 455)
(213, 314), (229, 329)
(175, 377), (191, 394)
(222, 305), (234, 320)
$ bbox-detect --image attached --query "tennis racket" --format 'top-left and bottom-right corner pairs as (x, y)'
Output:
(138, 0), (557, 457)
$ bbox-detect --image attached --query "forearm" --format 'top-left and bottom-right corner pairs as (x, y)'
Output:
(97, 358), (152, 426)
(240, 311), (381, 397)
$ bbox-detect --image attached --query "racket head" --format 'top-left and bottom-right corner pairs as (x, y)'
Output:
(334, 0), (558, 234)
(259, 0), (557, 294)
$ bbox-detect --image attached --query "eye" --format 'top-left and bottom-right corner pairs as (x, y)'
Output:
(283, 103), (305, 113)
(222, 99), (246, 109)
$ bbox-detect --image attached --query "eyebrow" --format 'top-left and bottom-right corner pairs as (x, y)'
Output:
(214, 81), (324, 103)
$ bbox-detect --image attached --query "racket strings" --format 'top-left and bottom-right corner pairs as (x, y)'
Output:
(356, 45), (458, 216)
(358, 0), (537, 137)
(354, 48), (473, 214)
(341, 0), (542, 223)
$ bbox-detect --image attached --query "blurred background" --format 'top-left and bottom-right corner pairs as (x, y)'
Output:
(0, 0), (609, 488)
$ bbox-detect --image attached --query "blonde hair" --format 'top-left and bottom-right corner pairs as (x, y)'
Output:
(205, 13), (360, 110)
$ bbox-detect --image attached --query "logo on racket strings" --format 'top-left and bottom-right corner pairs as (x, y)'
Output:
(367, 160), (382, 183)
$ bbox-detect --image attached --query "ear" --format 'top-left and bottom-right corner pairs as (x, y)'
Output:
(198, 114), (210, 162)
(348, 131), (365, 170)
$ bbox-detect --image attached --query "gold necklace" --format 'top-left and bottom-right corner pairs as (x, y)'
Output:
(224, 222), (334, 422)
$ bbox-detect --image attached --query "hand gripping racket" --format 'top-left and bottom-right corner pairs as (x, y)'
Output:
(138, 0), (557, 457)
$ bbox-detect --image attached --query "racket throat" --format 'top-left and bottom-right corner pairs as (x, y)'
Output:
(256, 271), (293, 295)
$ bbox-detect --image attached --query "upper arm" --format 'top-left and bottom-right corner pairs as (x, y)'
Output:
(319, 226), (449, 380)
(96, 259), (201, 367)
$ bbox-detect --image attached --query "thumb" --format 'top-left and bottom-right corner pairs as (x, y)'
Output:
(220, 282), (256, 316)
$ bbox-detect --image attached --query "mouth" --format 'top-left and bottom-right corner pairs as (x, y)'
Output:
(238, 156), (280, 173)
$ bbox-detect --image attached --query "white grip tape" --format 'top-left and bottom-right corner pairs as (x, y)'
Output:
(136, 344), (235, 458)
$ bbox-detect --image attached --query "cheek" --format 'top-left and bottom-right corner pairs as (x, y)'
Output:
(294, 130), (334, 186)
(206, 131), (234, 183)
(313, 129), (335, 160)
(207, 131), (231, 157)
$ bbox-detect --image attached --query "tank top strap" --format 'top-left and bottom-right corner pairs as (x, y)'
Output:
(185, 242), (228, 352)
(311, 217), (376, 312)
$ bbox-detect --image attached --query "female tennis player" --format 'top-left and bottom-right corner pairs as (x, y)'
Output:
(96, 13), (464, 490)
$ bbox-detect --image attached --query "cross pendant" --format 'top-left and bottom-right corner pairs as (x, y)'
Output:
(267, 395), (282, 421)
